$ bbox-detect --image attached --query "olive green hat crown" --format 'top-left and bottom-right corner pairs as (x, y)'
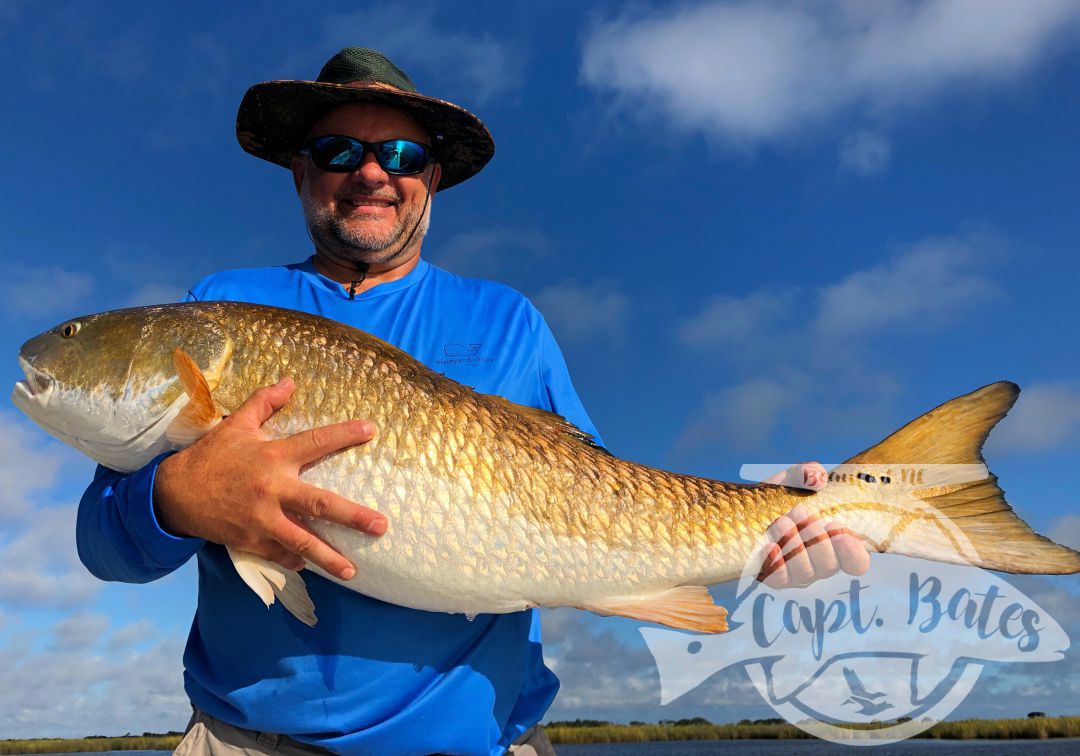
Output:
(236, 47), (494, 190)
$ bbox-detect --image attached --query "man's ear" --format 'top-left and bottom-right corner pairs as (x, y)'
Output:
(291, 156), (305, 195)
(430, 162), (442, 193)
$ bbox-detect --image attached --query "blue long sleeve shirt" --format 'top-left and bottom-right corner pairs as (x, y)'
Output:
(76, 257), (601, 755)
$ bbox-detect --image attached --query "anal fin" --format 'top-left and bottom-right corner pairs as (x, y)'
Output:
(582, 585), (728, 633)
(228, 547), (317, 627)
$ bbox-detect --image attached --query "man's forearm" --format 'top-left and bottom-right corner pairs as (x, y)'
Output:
(76, 454), (204, 583)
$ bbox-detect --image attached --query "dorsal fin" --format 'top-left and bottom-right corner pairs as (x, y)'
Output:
(483, 394), (609, 453)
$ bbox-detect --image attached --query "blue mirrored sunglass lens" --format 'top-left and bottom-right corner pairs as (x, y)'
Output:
(376, 140), (427, 172)
(311, 137), (362, 168)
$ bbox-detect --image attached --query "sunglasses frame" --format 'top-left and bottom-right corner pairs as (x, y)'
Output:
(299, 135), (435, 176)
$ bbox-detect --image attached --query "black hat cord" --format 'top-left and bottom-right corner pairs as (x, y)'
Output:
(346, 263), (368, 299)
(347, 159), (435, 300)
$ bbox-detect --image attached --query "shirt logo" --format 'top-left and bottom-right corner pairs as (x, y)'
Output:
(437, 343), (493, 365)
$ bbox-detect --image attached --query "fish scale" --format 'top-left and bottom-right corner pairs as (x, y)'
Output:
(13, 302), (1080, 633)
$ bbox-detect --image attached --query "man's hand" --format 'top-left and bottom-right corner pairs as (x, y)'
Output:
(758, 462), (869, 588)
(153, 377), (386, 580)
(762, 460), (828, 491)
(757, 504), (870, 589)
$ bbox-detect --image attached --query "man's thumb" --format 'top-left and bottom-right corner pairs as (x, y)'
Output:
(235, 377), (295, 426)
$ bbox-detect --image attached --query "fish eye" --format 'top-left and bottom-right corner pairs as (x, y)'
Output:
(60, 321), (81, 338)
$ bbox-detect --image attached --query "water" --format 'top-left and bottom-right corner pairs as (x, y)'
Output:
(558, 739), (1080, 755)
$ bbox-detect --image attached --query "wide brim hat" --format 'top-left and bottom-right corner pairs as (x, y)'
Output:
(236, 47), (494, 191)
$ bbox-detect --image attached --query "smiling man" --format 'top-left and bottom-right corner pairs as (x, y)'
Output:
(296, 104), (438, 282)
(79, 47), (593, 756)
(76, 48), (862, 755)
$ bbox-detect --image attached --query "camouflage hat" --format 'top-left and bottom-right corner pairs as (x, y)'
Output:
(236, 47), (494, 191)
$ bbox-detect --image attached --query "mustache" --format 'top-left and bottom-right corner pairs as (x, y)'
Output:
(336, 190), (400, 204)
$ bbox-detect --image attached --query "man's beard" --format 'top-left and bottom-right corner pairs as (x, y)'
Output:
(300, 178), (432, 268)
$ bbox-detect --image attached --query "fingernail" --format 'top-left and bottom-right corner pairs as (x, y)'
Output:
(341, 566), (355, 580)
(369, 518), (387, 536)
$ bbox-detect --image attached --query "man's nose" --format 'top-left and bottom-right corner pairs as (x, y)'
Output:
(351, 152), (389, 186)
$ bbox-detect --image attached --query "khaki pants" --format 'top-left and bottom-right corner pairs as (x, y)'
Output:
(174, 706), (557, 756)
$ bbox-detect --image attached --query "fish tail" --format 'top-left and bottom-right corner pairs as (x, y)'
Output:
(841, 381), (1080, 574)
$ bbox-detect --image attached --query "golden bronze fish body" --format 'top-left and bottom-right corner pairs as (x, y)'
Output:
(14, 302), (1080, 632)
(202, 304), (781, 612)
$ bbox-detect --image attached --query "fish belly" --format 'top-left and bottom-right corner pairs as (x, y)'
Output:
(295, 447), (759, 615)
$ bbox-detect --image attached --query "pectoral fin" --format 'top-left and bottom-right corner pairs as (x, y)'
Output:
(167, 347), (226, 445)
(228, 547), (317, 627)
(582, 586), (728, 633)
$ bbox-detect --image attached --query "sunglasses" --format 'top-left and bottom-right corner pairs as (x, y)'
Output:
(300, 135), (434, 175)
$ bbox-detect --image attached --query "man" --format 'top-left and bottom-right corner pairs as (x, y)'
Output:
(77, 48), (867, 755)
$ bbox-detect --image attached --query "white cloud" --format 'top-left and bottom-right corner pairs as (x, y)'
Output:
(534, 280), (629, 345)
(0, 505), (101, 608)
(318, 6), (524, 106)
(428, 227), (549, 280)
(0, 619), (188, 738)
(107, 619), (157, 652)
(0, 402), (188, 736)
(581, 1), (1080, 146)
(946, 575), (1080, 717)
(677, 290), (791, 350)
(679, 232), (998, 350)
(542, 602), (760, 721)
(99, 241), (208, 308)
(51, 612), (109, 651)
(542, 609), (659, 713)
(677, 379), (798, 453)
(126, 282), (186, 307)
(813, 234), (999, 338)
(988, 382), (1080, 453)
(0, 412), (74, 521)
(839, 131), (892, 177)
(0, 265), (94, 318)
(675, 231), (997, 452)
(1, 399), (108, 611)
(541, 582), (1080, 724)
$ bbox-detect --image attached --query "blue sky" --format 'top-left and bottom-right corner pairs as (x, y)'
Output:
(2, 0), (1080, 738)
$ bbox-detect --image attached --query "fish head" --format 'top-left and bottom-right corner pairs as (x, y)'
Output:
(12, 304), (233, 472)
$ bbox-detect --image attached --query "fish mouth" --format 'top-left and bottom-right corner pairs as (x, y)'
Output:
(13, 356), (55, 404)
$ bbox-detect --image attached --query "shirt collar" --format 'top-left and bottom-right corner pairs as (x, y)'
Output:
(297, 255), (430, 300)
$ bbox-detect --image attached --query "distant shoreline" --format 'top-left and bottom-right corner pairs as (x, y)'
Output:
(2, 717), (1077, 753)
(544, 715), (1080, 745)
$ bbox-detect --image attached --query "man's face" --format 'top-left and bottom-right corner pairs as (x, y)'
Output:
(292, 102), (441, 269)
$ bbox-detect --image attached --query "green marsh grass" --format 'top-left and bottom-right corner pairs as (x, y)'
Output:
(545, 716), (1080, 745)
(2, 716), (1076, 752)
(0, 735), (181, 754)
